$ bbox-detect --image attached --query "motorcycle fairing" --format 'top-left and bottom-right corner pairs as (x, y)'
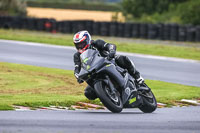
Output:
(78, 48), (150, 109)
(78, 49), (125, 90)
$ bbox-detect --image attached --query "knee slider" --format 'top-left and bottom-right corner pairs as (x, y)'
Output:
(84, 88), (97, 100)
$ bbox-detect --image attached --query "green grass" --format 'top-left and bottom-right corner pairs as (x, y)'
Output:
(0, 62), (88, 110)
(0, 29), (200, 60)
(0, 62), (200, 110)
(145, 80), (200, 106)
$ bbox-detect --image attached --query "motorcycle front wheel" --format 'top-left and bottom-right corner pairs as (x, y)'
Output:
(138, 89), (157, 113)
(94, 80), (123, 113)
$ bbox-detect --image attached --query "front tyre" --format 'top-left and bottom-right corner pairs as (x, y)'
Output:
(139, 90), (157, 113)
(94, 81), (123, 113)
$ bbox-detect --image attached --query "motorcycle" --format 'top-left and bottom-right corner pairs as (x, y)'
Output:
(78, 49), (157, 113)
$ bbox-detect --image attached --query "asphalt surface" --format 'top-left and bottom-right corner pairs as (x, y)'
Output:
(0, 107), (200, 133)
(0, 39), (200, 87)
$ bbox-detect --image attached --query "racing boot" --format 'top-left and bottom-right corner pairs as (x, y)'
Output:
(128, 67), (144, 85)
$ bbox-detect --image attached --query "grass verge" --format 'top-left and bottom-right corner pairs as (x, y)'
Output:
(0, 29), (200, 60)
(0, 62), (200, 110)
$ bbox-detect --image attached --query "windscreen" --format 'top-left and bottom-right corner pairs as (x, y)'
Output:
(80, 49), (97, 70)
(80, 49), (96, 62)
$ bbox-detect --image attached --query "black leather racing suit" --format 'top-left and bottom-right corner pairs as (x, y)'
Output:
(73, 39), (141, 100)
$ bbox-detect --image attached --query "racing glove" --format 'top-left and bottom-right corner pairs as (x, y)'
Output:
(75, 72), (84, 84)
(77, 78), (84, 84)
(107, 50), (116, 60)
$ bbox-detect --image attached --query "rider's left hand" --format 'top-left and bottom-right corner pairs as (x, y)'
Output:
(107, 50), (115, 60)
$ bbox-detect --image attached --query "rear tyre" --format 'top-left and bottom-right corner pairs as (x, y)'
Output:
(94, 80), (123, 113)
(139, 90), (157, 113)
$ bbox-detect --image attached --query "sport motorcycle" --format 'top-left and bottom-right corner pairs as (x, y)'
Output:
(78, 49), (157, 113)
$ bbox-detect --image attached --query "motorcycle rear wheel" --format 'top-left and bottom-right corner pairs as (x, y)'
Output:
(94, 80), (123, 113)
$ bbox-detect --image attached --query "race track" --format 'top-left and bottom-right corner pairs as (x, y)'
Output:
(0, 39), (200, 87)
(0, 107), (200, 133)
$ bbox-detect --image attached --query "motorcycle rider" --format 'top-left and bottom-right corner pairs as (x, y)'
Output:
(73, 30), (144, 100)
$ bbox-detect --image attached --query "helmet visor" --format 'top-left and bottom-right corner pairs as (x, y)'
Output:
(75, 41), (87, 50)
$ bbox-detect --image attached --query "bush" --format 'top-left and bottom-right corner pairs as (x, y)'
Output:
(122, 0), (188, 18)
(177, 0), (200, 25)
(0, 0), (27, 16)
(122, 0), (200, 25)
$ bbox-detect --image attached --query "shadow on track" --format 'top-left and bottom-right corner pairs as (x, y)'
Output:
(82, 111), (146, 115)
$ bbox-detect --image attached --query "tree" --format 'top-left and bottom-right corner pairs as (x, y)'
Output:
(0, 0), (27, 16)
(178, 0), (200, 25)
(122, 0), (156, 18)
(122, 0), (188, 18)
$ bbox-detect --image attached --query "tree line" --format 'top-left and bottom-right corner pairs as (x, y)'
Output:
(122, 0), (200, 25)
(0, 0), (200, 25)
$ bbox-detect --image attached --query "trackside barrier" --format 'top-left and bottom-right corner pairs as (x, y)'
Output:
(0, 16), (200, 42)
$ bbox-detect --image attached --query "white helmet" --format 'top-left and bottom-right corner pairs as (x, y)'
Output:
(73, 30), (91, 53)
